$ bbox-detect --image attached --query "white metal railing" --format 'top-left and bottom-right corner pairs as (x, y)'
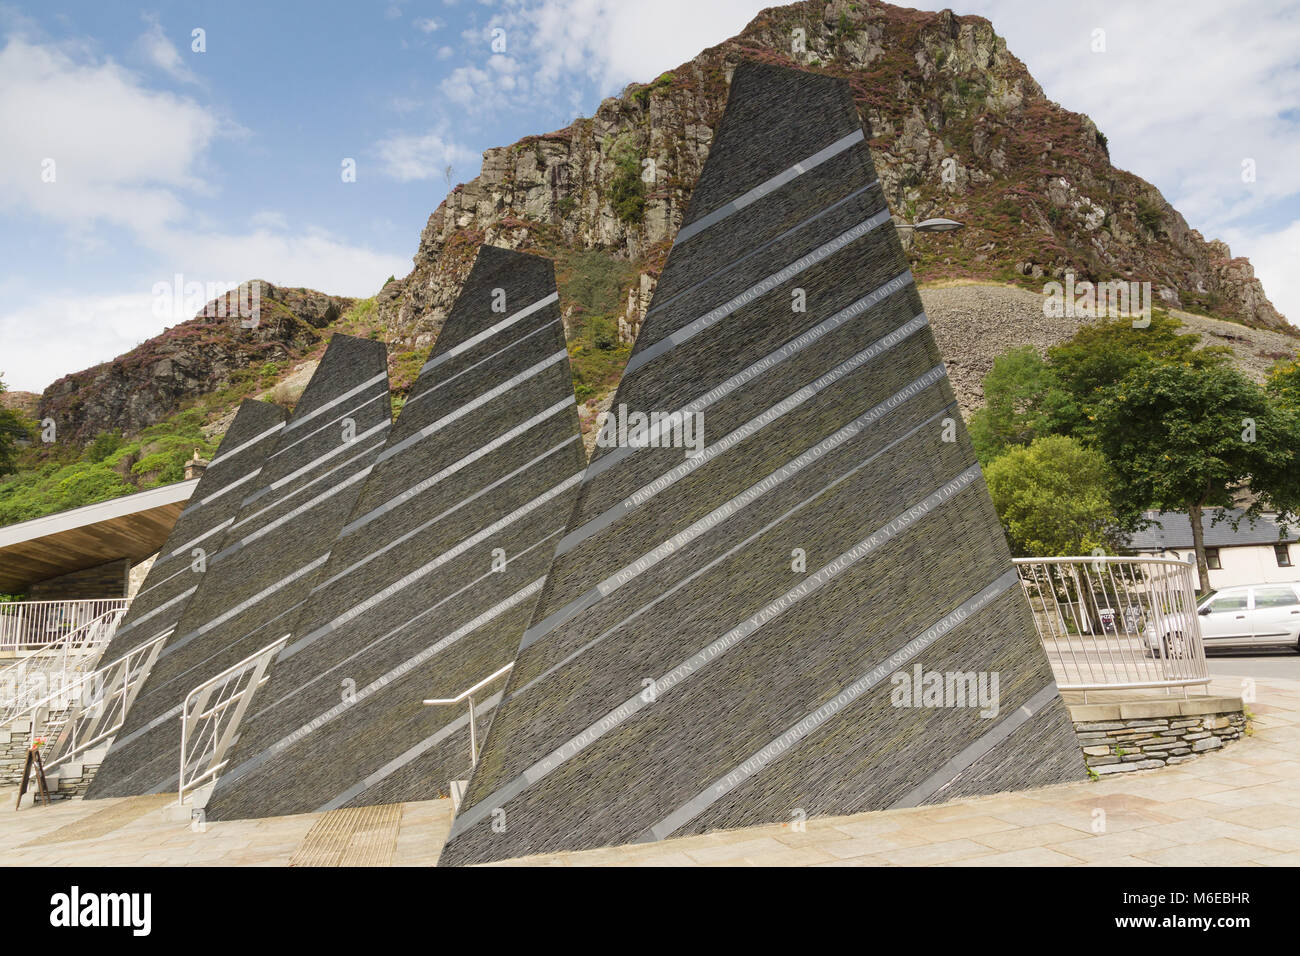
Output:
(0, 598), (129, 651)
(178, 636), (288, 805)
(1014, 555), (1209, 697)
(18, 632), (169, 772)
(423, 662), (514, 771)
(0, 608), (127, 716)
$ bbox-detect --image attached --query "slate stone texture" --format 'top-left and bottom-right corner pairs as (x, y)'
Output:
(201, 246), (586, 820)
(437, 62), (1086, 867)
(86, 335), (391, 799)
(92, 399), (288, 663)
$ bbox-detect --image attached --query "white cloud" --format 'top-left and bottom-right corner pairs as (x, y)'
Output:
(0, 36), (410, 391)
(0, 226), (411, 392)
(0, 290), (161, 391)
(962, 0), (1300, 324)
(375, 129), (477, 182)
(0, 37), (222, 237)
(413, 17), (441, 33)
(136, 13), (197, 84)
(520, 0), (768, 90)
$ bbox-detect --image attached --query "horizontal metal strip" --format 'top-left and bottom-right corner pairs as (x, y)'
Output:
(268, 391), (388, 460)
(586, 270), (914, 487)
(422, 292), (560, 374)
(213, 462), (375, 563)
(675, 129), (866, 244)
(291, 471), (582, 651)
(342, 397), (574, 537)
(159, 553), (331, 660)
(282, 371), (387, 434)
(643, 180), (881, 325)
(316, 435), (579, 590)
(206, 420), (284, 466)
(231, 439), (386, 534)
(564, 311), (927, 552)
(316, 691), (504, 813)
(407, 320), (561, 411)
(891, 681), (1061, 810)
(215, 578), (546, 792)
(245, 420), (389, 504)
(646, 569), (1021, 840)
(376, 350), (567, 466)
(623, 207), (893, 377)
(522, 364), (947, 651)
(506, 398), (955, 704)
(450, 464), (985, 837)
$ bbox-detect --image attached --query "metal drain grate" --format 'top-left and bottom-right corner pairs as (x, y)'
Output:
(289, 803), (403, 867)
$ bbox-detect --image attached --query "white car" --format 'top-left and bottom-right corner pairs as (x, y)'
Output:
(1148, 582), (1300, 654)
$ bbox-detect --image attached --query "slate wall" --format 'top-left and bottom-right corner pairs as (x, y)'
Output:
(86, 337), (390, 799)
(201, 248), (585, 820)
(438, 62), (1086, 866)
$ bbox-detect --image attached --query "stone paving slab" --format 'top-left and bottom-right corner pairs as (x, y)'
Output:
(0, 676), (1295, 866)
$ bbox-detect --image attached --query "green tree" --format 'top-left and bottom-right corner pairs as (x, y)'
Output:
(984, 435), (1121, 556)
(1266, 358), (1300, 412)
(967, 347), (1070, 463)
(0, 375), (30, 478)
(1047, 312), (1230, 434)
(1091, 363), (1300, 591)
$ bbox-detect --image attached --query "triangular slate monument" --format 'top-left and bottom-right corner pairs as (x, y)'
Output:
(201, 246), (586, 819)
(87, 334), (391, 798)
(438, 62), (1085, 866)
(93, 399), (288, 663)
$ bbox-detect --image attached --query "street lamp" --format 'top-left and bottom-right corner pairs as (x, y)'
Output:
(895, 217), (965, 233)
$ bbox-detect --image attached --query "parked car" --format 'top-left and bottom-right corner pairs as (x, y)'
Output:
(1147, 582), (1300, 654)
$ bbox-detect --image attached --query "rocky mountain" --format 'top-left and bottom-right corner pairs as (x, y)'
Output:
(24, 0), (1297, 451)
(378, 0), (1290, 356)
(39, 284), (354, 443)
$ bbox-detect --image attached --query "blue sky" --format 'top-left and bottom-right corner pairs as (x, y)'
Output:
(1, 0), (1297, 392)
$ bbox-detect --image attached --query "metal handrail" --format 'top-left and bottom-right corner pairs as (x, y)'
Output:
(0, 608), (126, 716)
(1013, 554), (1210, 698)
(178, 635), (288, 805)
(423, 662), (514, 769)
(0, 598), (130, 650)
(21, 631), (170, 772)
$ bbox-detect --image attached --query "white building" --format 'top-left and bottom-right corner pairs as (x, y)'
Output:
(1127, 510), (1298, 590)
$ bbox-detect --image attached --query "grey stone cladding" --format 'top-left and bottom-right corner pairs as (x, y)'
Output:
(438, 62), (1086, 866)
(87, 335), (390, 799)
(201, 247), (585, 820)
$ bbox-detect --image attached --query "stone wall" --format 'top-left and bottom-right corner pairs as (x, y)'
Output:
(1066, 697), (1247, 776)
(0, 714), (96, 800)
(27, 559), (130, 601)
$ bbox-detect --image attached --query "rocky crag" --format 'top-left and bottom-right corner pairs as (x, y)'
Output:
(377, 0), (1290, 366)
(24, 0), (1296, 453)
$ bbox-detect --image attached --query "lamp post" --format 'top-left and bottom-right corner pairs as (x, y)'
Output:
(894, 217), (965, 233)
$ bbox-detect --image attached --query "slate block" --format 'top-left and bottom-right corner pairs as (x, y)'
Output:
(201, 247), (585, 819)
(437, 61), (1086, 867)
(86, 334), (391, 799)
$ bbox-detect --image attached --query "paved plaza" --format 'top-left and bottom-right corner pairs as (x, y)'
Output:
(2, 675), (1297, 866)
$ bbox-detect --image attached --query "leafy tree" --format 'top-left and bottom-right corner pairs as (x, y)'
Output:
(1091, 363), (1300, 591)
(608, 141), (646, 224)
(1266, 358), (1300, 412)
(0, 375), (30, 478)
(984, 435), (1121, 556)
(1046, 312), (1230, 434)
(968, 347), (1071, 463)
